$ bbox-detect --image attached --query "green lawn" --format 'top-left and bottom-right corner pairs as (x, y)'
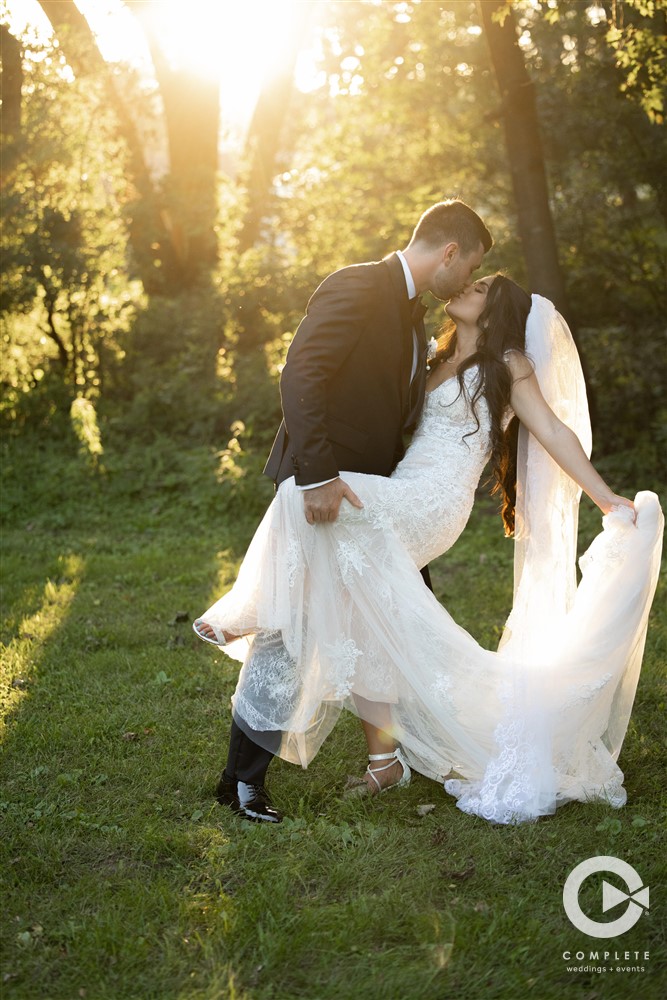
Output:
(1, 433), (665, 1000)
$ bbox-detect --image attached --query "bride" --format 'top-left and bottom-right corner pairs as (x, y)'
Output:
(194, 275), (663, 825)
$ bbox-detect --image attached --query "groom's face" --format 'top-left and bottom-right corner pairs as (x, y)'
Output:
(431, 241), (485, 301)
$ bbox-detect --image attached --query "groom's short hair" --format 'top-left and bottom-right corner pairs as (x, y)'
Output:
(411, 200), (493, 255)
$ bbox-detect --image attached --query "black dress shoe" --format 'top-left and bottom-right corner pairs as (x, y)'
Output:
(216, 773), (240, 810)
(216, 774), (283, 824)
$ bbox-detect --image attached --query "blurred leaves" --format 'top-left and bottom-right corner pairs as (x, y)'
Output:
(605, 0), (667, 124)
(1, 36), (139, 421)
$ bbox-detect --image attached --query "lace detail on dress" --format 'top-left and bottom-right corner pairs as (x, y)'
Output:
(361, 648), (394, 695)
(245, 632), (298, 700)
(430, 672), (453, 703)
(286, 538), (300, 589)
(232, 630), (302, 732)
(562, 672), (613, 710)
(445, 716), (542, 825)
(324, 637), (363, 699)
(361, 371), (492, 568)
(337, 539), (369, 584)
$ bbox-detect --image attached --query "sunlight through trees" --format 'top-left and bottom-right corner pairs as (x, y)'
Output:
(1, 0), (665, 466)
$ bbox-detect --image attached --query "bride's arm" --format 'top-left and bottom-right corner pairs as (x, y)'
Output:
(507, 352), (634, 516)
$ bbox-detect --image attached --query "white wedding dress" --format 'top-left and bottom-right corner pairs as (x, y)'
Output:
(201, 298), (663, 824)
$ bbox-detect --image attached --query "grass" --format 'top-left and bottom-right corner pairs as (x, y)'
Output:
(1, 429), (665, 1000)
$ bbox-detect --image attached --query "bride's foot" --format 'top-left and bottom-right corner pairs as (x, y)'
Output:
(192, 619), (236, 647)
(346, 748), (411, 796)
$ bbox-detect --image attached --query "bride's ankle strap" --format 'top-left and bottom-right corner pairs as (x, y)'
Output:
(368, 750), (399, 762)
(363, 746), (411, 795)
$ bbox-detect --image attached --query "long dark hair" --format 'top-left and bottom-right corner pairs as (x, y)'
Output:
(431, 274), (532, 535)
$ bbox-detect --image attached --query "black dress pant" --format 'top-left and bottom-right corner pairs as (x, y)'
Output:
(225, 714), (279, 785)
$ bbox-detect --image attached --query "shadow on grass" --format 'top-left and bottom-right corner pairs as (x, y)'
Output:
(0, 433), (247, 998)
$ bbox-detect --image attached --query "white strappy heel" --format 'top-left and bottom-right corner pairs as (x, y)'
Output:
(192, 619), (228, 647)
(364, 747), (411, 794)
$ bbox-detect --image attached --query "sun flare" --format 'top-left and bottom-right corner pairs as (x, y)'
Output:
(131, 0), (307, 121)
(3, 0), (314, 126)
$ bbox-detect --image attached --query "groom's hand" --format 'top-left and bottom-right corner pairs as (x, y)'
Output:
(303, 478), (364, 525)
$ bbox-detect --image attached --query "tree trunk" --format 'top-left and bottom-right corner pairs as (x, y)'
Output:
(237, 5), (312, 252)
(126, 2), (219, 286)
(479, 1), (570, 319)
(43, 298), (70, 370)
(479, 1), (598, 421)
(36, 0), (164, 288)
(152, 63), (220, 282)
(0, 25), (23, 140)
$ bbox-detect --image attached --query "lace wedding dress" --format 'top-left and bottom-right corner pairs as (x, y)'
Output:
(200, 298), (663, 824)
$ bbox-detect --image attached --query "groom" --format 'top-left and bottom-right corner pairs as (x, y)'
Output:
(218, 199), (492, 822)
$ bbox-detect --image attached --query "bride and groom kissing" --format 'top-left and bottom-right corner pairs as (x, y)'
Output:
(193, 199), (663, 826)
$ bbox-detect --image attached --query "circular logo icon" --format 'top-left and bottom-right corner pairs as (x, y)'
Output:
(563, 856), (650, 938)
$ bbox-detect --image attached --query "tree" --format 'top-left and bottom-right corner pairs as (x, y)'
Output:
(125, 1), (219, 286)
(35, 0), (163, 285)
(478, 0), (570, 319)
(605, 0), (667, 125)
(0, 22), (22, 141)
(270, 1), (522, 278)
(1, 36), (134, 405)
(237, 4), (313, 252)
(2, 0), (663, 463)
(36, 0), (220, 290)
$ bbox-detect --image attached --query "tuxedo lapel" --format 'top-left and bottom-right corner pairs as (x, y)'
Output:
(385, 253), (413, 328)
(405, 297), (429, 431)
(411, 298), (428, 361)
(384, 253), (416, 406)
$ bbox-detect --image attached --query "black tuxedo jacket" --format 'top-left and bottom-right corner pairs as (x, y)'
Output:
(264, 253), (428, 486)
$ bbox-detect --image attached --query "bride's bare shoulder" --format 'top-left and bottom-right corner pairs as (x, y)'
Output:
(504, 349), (535, 382)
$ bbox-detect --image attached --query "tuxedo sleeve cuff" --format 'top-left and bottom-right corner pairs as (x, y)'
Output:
(298, 477), (339, 491)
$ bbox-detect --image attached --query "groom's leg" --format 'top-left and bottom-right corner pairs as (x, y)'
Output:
(420, 564), (433, 591)
(218, 718), (283, 823)
(218, 628), (295, 824)
(224, 715), (280, 785)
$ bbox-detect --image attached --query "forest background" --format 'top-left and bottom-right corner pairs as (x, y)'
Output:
(1, 2), (666, 999)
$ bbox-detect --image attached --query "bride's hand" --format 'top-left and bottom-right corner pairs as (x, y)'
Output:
(599, 493), (636, 520)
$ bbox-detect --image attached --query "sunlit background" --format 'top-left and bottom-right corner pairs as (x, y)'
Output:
(3, 0), (322, 130)
(1, 0), (663, 448)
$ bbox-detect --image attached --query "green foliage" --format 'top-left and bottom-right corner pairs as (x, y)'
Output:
(69, 396), (103, 467)
(81, 181), (298, 444)
(579, 322), (667, 478)
(274, 1), (522, 281)
(107, 288), (225, 441)
(508, 2), (666, 466)
(264, 0), (665, 468)
(1, 1), (665, 473)
(605, 0), (667, 124)
(0, 37), (139, 417)
(512, 0), (667, 123)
